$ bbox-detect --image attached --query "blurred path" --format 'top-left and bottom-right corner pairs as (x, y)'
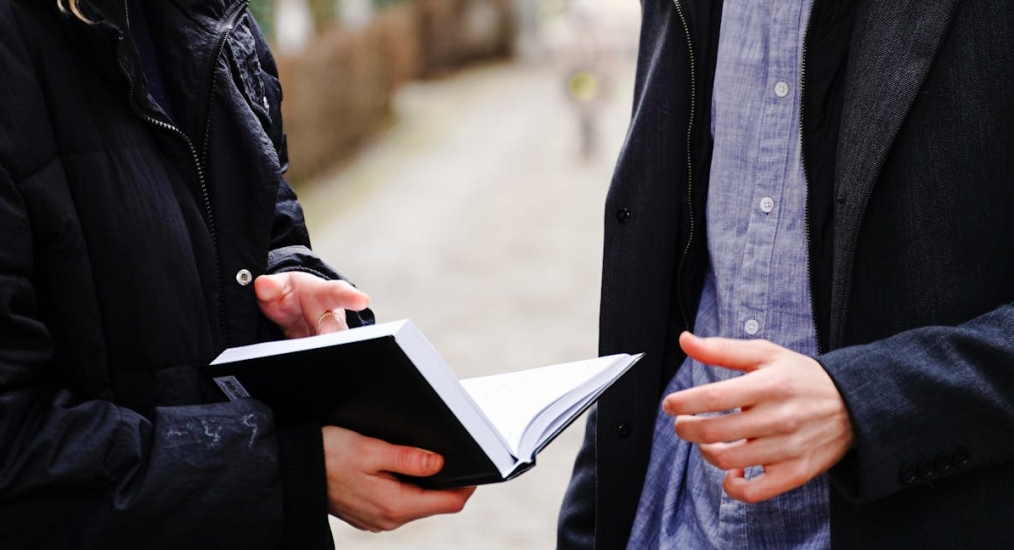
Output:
(298, 33), (637, 548)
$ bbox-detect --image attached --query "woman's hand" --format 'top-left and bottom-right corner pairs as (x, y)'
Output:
(254, 272), (370, 338)
(322, 426), (476, 532)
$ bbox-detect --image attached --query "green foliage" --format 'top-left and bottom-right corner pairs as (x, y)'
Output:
(249, 0), (274, 38)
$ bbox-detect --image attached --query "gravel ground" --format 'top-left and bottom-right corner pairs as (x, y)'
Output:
(298, 31), (638, 548)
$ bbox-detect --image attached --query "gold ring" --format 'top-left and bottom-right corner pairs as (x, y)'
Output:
(316, 309), (338, 332)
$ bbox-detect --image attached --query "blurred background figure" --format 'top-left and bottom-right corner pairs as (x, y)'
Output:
(248, 0), (639, 546)
(544, 0), (617, 160)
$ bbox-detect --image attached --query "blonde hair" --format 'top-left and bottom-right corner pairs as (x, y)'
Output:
(57, 0), (90, 22)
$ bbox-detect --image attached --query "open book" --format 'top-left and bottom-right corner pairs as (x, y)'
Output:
(206, 319), (642, 488)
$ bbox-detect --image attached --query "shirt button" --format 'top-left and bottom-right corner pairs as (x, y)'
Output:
(759, 197), (775, 213)
(744, 319), (760, 335)
(262, 95), (270, 110)
(774, 81), (790, 98)
(616, 208), (632, 223)
(236, 269), (253, 286)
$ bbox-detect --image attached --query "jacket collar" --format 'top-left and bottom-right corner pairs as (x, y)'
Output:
(57, 0), (248, 138)
(829, 0), (962, 348)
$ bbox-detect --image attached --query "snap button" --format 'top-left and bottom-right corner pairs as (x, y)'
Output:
(616, 423), (632, 439)
(952, 448), (969, 468)
(934, 453), (952, 474)
(236, 269), (253, 286)
(898, 464), (917, 485)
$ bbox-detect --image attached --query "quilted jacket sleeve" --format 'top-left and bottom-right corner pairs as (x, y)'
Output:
(0, 159), (310, 548)
(250, 15), (373, 329)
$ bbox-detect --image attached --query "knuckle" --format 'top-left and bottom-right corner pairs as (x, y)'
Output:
(702, 387), (724, 410)
(396, 447), (420, 473)
(786, 432), (808, 456)
(741, 486), (766, 504)
(712, 450), (734, 471)
(448, 496), (467, 514)
(775, 411), (801, 434)
(765, 375), (793, 400)
(698, 444), (718, 463)
(377, 505), (404, 529)
(699, 422), (723, 443)
(786, 462), (811, 488)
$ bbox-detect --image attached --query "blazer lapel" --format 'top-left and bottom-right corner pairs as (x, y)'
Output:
(828, 0), (962, 348)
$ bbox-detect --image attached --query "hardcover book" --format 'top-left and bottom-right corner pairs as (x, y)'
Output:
(206, 319), (642, 488)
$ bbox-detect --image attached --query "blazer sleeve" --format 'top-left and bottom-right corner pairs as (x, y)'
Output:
(818, 303), (1014, 503)
(557, 404), (600, 549)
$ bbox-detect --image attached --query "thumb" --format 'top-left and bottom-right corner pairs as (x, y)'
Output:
(254, 273), (291, 304)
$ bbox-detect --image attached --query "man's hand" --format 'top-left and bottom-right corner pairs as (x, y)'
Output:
(255, 272), (370, 338)
(322, 426), (476, 532)
(664, 332), (854, 503)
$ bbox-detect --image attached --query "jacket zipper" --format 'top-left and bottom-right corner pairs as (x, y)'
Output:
(799, 0), (823, 354)
(115, 43), (209, 234)
(672, 0), (697, 332)
(115, 1), (248, 346)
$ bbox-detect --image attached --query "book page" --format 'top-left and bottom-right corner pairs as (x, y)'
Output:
(460, 355), (627, 459)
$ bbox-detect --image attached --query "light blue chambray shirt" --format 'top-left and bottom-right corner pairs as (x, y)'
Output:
(625, 0), (830, 548)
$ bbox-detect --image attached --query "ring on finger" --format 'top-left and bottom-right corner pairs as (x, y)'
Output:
(316, 309), (338, 332)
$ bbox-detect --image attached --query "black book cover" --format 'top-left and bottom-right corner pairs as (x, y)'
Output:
(205, 330), (506, 489)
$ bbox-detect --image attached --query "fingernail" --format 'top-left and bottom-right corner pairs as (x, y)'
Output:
(422, 452), (441, 472)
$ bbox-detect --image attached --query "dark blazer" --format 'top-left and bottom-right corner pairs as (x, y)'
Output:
(0, 0), (368, 547)
(559, 0), (1014, 548)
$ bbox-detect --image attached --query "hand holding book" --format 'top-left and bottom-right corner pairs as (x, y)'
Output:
(321, 425), (475, 531)
(207, 320), (643, 488)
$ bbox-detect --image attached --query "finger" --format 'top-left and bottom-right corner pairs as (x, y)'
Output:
(723, 461), (813, 504)
(679, 332), (774, 372)
(254, 273), (293, 305)
(342, 480), (474, 532)
(384, 483), (475, 524)
(697, 435), (801, 472)
(316, 280), (371, 313)
(254, 274), (302, 326)
(663, 374), (765, 415)
(674, 407), (782, 444)
(364, 438), (445, 478)
(316, 309), (349, 335)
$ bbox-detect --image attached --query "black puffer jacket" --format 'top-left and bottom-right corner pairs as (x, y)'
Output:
(0, 0), (369, 547)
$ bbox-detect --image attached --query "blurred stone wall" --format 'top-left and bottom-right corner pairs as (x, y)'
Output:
(274, 0), (515, 183)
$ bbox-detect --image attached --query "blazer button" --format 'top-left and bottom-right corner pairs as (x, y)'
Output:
(236, 269), (253, 286)
(934, 453), (952, 474)
(898, 464), (917, 485)
(952, 448), (970, 468)
(917, 461), (935, 480)
(616, 423), (632, 439)
(616, 208), (631, 223)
